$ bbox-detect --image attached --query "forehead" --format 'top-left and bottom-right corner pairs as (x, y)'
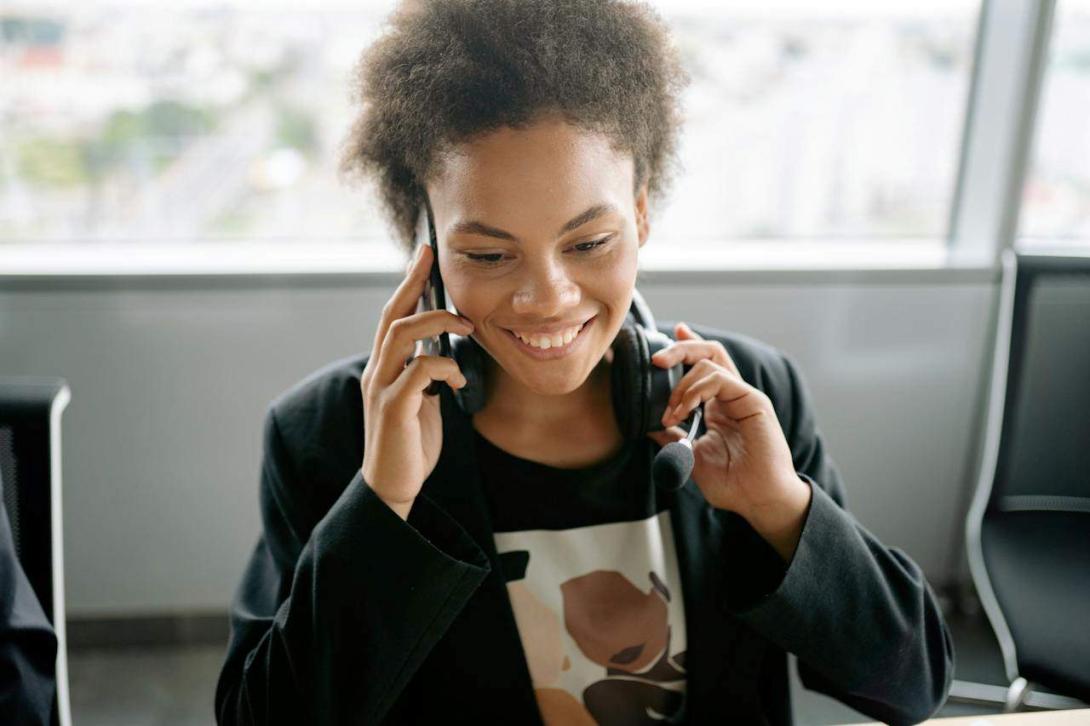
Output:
(428, 115), (634, 223)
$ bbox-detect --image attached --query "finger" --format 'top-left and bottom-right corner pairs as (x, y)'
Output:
(374, 243), (432, 358)
(662, 358), (720, 416)
(677, 322), (743, 377)
(664, 370), (767, 426)
(383, 355), (467, 418)
(651, 335), (740, 378)
(371, 244), (433, 365)
(373, 309), (473, 389)
(676, 321), (701, 340)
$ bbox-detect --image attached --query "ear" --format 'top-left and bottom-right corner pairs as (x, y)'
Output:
(635, 184), (650, 249)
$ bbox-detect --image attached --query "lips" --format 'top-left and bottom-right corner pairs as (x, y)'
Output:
(502, 315), (596, 361)
(503, 315), (596, 338)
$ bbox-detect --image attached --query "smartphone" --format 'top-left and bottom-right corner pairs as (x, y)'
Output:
(416, 196), (453, 395)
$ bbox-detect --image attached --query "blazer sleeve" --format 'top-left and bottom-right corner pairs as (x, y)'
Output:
(722, 352), (955, 726)
(214, 404), (491, 725)
(0, 489), (58, 726)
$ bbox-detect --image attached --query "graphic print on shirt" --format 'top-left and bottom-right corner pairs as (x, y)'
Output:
(495, 512), (687, 725)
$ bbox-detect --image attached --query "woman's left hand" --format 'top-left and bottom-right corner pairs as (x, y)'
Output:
(647, 322), (809, 526)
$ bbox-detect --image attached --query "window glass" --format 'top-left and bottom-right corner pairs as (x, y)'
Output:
(1, 2), (395, 244)
(648, 0), (980, 243)
(1, 1), (980, 251)
(1019, 0), (1090, 248)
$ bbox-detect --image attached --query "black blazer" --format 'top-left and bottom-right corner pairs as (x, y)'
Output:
(215, 322), (954, 725)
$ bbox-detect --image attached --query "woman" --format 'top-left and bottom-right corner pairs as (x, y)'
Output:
(215, 1), (954, 724)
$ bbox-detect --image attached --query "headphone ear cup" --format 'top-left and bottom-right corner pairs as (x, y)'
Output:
(610, 322), (644, 439)
(451, 334), (488, 416)
(642, 328), (684, 434)
(612, 322), (685, 439)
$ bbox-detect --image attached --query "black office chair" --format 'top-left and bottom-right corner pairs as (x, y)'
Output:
(0, 377), (73, 726)
(952, 251), (1090, 711)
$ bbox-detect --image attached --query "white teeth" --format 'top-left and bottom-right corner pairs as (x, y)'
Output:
(513, 322), (584, 349)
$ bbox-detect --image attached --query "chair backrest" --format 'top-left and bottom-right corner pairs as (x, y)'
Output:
(0, 377), (73, 726)
(966, 250), (1090, 702)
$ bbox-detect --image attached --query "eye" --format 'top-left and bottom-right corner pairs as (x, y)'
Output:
(465, 252), (507, 265)
(463, 235), (613, 267)
(570, 235), (613, 253)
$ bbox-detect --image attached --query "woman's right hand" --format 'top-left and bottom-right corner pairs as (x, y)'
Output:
(360, 243), (474, 520)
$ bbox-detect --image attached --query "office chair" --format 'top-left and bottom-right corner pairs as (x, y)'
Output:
(0, 377), (73, 726)
(949, 251), (1090, 712)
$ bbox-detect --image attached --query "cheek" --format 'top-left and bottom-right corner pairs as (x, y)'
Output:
(441, 271), (498, 323)
(593, 247), (639, 305)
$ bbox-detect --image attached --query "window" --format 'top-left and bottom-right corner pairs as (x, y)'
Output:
(647, 0), (981, 245)
(1, 1), (981, 266)
(1, 3), (395, 245)
(1019, 0), (1090, 248)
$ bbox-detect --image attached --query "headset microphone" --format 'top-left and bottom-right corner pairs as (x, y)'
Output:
(651, 405), (702, 493)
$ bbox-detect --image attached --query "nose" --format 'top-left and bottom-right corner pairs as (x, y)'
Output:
(511, 256), (581, 318)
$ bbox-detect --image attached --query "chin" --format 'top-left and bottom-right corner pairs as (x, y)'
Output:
(499, 350), (605, 397)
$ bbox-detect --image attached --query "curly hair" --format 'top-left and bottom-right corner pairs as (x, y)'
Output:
(338, 0), (690, 254)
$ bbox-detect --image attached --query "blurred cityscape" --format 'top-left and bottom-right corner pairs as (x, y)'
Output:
(0, 0), (1083, 250)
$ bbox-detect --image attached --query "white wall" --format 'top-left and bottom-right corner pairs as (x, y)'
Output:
(0, 267), (996, 616)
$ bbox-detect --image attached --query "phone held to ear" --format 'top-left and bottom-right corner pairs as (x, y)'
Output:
(416, 238), (454, 396)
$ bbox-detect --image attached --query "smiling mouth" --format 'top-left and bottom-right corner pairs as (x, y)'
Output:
(502, 315), (596, 360)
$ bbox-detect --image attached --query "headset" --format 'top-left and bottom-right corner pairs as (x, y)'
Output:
(415, 192), (701, 491)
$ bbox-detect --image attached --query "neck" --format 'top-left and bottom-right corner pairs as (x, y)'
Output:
(477, 352), (613, 428)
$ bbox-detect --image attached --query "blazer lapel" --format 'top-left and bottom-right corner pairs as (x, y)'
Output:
(412, 386), (543, 721)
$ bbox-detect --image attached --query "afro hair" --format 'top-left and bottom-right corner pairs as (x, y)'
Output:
(338, 0), (690, 254)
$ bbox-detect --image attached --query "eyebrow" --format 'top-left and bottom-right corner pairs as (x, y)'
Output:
(448, 203), (618, 243)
